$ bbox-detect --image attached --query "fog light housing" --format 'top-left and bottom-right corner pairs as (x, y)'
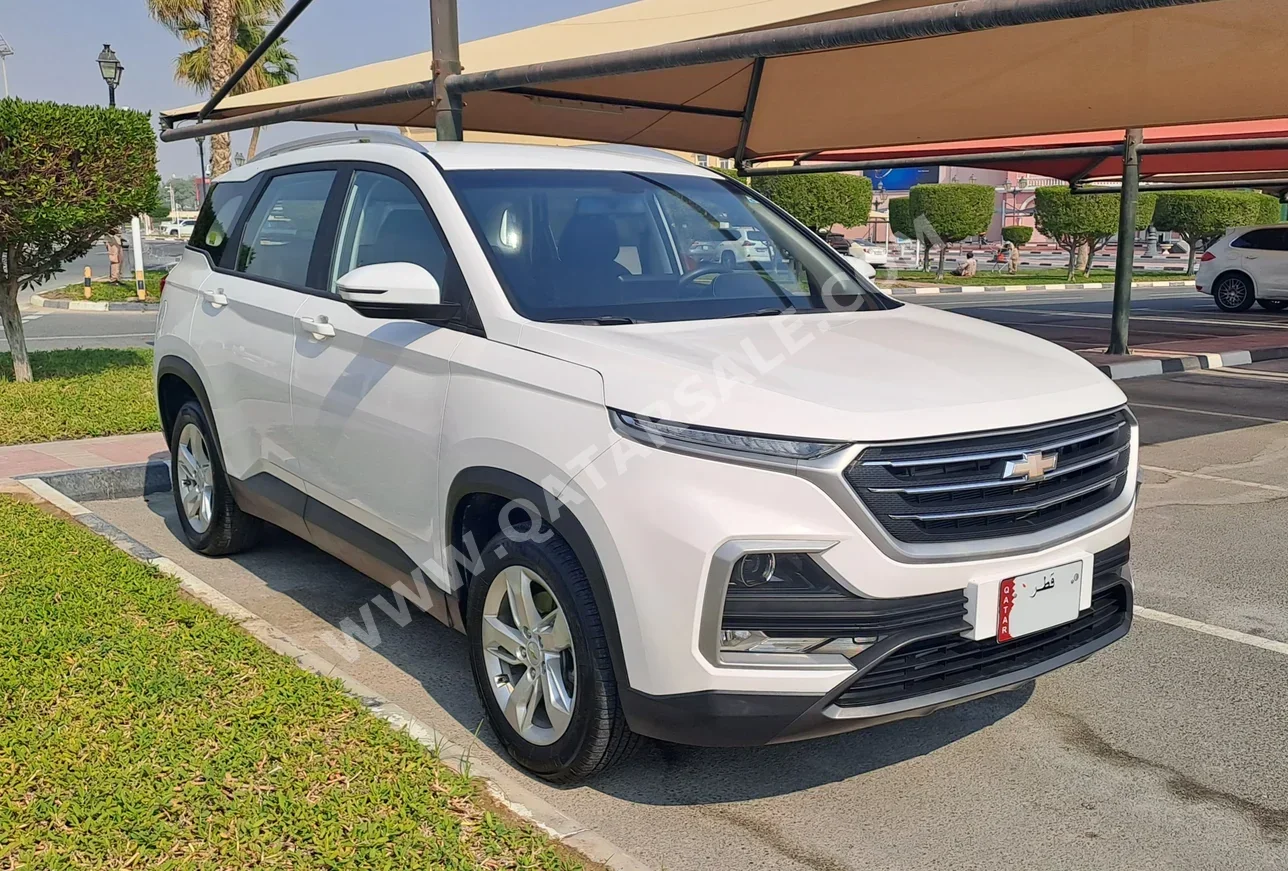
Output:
(718, 629), (874, 657)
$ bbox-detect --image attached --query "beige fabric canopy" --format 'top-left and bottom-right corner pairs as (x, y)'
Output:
(163, 0), (1288, 161)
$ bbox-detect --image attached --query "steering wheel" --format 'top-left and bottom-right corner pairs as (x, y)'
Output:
(678, 264), (726, 287)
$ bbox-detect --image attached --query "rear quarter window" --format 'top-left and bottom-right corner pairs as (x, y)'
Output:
(190, 180), (255, 267)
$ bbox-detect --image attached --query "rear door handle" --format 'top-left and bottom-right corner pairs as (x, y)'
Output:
(297, 315), (335, 340)
(201, 288), (228, 308)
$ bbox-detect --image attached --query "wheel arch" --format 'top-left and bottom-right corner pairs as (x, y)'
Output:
(156, 355), (222, 455)
(447, 466), (630, 689)
(1213, 268), (1257, 296)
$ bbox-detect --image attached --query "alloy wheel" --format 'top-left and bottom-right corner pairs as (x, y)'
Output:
(176, 422), (215, 534)
(481, 565), (577, 746)
(1216, 277), (1250, 310)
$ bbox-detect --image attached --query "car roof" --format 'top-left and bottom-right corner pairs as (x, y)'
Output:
(216, 139), (719, 182)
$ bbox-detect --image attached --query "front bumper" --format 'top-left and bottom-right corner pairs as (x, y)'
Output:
(621, 541), (1132, 746)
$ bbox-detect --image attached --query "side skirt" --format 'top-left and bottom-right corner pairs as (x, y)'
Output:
(228, 473), (461, 631)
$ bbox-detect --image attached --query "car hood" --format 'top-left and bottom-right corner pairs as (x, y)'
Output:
(516, 304), (1125, 442)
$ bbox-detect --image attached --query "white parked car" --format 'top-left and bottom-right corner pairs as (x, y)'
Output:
(155, 133), (1136, 782)
(848, 241), (889, 267)
(161, 218), (198, 238)
(1195, 225), (1288, 312)
(688, 226), (773, 266)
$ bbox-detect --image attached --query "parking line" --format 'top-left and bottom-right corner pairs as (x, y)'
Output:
(1142, 463), (1288, 494)
(1134, 606), (1288, 657)
(1193, 367), (1288, 384)
(1129, 402), (1288, 423)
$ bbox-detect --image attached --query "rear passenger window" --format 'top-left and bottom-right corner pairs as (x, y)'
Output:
(329, 170), (450, 292)
(1231, 229), (1288, 251)
(236, 171), (335, 288)
(190, 180), (253, 266)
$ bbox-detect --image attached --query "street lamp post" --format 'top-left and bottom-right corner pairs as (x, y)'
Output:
(0, 32), (14, 99)
(196, 136), (208, 207)
(97, 44), (123, 108)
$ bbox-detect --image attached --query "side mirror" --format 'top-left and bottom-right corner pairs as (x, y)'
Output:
(336, 262), (460, 322)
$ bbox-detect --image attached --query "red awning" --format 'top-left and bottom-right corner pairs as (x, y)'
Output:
(789, 120), (1288, 184)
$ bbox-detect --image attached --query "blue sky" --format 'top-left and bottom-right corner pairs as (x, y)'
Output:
(2, 0), (631, 178)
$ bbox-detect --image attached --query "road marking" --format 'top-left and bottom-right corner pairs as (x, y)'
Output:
(1193, 367), (1288, 383)
(21, 314), (42, 323)
(1142, 463), (1288, 494)
(1134, 606), (1288, 657)
(1130, 402), (1288, 423)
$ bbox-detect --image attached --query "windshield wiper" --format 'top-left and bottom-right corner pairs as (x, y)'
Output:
(727, 308), (789, 318)
(547, 316), (642, 325)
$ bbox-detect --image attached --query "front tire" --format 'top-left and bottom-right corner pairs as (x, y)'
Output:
(169, 400), (261, 556)
(1214, 274), (1255, 312)
(467, 527), (636, 782)
(1257, 298), (1288, 312)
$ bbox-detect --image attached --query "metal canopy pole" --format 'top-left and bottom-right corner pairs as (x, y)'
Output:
(1108, 128), (1142, 356)
(734, 58), (765, 171)
(199, 0), (317, 122)
(431, 0), (463, 141)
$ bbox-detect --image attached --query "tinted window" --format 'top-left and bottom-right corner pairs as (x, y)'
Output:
(1231, 229), (1288, 251)
(330, 171), (449, 292)
(449, 169), (889, 324)
(190, 180), (253, 266)
(236, 171), (335, 288)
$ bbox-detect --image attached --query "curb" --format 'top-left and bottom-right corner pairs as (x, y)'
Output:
(1093, 345), (1288, 380)
(885, 280), (1196, 296)
(15, 462), (654, 871)
(30, 291), (158, 312)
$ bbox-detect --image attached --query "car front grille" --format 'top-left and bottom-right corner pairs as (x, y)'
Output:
(833, 545), (1131, 709)
(845, 409), (1132, 544)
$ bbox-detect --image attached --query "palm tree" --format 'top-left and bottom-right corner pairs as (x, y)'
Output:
(173, 14), (299, 160)
(147, 0), (291, 175)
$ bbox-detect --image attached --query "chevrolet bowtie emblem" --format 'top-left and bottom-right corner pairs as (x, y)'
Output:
(1004, 450), (1059, 482)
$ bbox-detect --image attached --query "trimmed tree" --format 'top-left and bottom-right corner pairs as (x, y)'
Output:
(1033, 186), (1155, 280)
(1001, 225), (1034, 246)
(1153, 190), (1284, 273)
(752, 172), (872, 233)
(908, 183), (995, 278)
(0, 99), (160, 381)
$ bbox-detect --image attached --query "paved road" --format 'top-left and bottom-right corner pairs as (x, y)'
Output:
(86, 360), (1288, 871)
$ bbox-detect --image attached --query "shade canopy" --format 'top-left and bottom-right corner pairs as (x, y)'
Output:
(163, 0), (1288, 162)
(793, 120), (1288, 187)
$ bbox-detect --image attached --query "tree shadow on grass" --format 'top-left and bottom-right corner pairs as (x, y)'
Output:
(0, 348), (153, 382)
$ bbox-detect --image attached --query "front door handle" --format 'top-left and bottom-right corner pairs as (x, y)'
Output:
(201, 288), (228, 308)
(297, 315), (335, 340)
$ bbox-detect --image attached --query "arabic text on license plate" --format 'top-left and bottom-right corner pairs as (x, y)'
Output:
(997, 561), (1083, 642)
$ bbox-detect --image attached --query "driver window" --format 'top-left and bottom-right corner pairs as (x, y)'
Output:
(330, 171), (450, 293)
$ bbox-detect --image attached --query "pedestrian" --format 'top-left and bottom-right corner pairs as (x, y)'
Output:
(104, 231), (124, 282)
(1003, 239), (1020, 274)
(953, 250), (978, 277)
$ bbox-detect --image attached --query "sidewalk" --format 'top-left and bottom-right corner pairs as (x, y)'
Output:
(0, 432), (165, 481)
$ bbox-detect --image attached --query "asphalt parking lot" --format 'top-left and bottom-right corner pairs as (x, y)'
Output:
(82, 353), (1288, 871)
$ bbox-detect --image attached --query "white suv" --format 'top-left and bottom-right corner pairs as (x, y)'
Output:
(154, 133), (1137, 782)
(1195, 224), (1288, 312)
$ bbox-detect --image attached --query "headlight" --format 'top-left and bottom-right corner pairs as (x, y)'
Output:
(610, 410), (846, 464)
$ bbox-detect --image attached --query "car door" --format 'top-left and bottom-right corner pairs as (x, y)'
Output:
(188, 168), (337, 488)
(289, 166), (466, 573)
(1234, 228), (1288, 297)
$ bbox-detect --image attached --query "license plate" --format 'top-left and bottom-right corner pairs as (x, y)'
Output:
(997, 561), (1084, 642)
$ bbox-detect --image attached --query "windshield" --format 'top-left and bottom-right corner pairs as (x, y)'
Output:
(447, 169), (892, 324)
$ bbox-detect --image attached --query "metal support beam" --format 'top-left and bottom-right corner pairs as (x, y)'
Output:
(734, 58), (765, 171)
(1137, 136), (1288, 156)
(503, 86), (744, 118)
(198, 0), (316, 121)
(431, 0), (463, 141)
(1073, 177), (1288, 194)
(743, 144), (1125, 176)
(1108, 128), (1142, 356)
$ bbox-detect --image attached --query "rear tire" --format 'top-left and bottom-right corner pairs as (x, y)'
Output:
(467, 526), (637, 782)
(1213, 274), (1255, 312)
(169, 400), (261, 556)
(1257, 298), (1288, 312)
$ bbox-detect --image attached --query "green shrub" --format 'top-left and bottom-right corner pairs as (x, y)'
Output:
(0, 99), (160, 382)
(1154, 190), (1284, 272)
(908, 183), (995, 277)
(1001, 225), (1034, 246)
(1033, 186), (1154, 279)
(888, 196), (913, 239)
(752, 172), (872, 232)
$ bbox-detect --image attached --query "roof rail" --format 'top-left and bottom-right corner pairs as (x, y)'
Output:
(573, 143), (695, 165)
(251, 129), (427, 163)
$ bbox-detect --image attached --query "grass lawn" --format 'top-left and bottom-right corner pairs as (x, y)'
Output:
(0, 349), (160, 446)
(41, 270), (168, 303)
(0, 496), (586, 870)
(879, 269), (1189, 287)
